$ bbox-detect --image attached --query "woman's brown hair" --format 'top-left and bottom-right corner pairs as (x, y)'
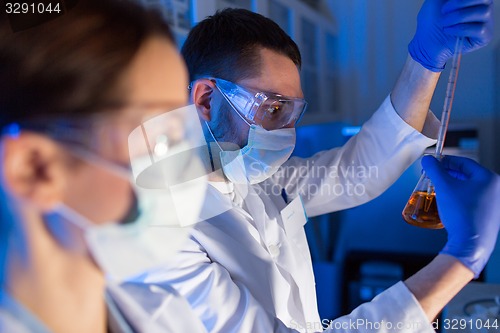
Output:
(0, 0), (174, 288)
(0, 0), (174, 129)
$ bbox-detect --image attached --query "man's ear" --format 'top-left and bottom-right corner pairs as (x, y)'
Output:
(1, 132), (66, 212)
(191, 79), (217, 122)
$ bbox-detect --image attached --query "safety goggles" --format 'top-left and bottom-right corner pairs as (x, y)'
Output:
(1, 103), (206, 181)
(213, 78), (307, 130)
(128, 104), (209, 189)
(128, 104), (234, 225)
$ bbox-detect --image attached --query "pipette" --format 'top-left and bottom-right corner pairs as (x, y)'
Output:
(403, 37), (464, 229)
(435, 37), (464, 158)
(424, 37), (464, 200)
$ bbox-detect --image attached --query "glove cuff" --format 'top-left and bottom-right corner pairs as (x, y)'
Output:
(440, 245), (489, 279)
(408, 39), (446, 73)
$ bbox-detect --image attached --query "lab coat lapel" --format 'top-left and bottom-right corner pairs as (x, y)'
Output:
(233, 183), (310, 326)
(233, 183), (268, 243)
(193, 211), (282, 317)
(199, 181), (316, 328)
(262, 187), (319, 330)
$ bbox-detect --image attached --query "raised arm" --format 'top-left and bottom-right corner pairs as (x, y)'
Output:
(391, 0), (493, 133)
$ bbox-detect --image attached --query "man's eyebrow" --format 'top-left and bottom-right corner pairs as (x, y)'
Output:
(245, 85), (296, 97)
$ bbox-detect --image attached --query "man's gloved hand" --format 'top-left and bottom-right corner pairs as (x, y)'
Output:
(422, 155), (500, 278)
(409, 0), (494, 72)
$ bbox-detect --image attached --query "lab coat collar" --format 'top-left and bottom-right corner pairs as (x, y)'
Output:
(208, 180), (233, 194)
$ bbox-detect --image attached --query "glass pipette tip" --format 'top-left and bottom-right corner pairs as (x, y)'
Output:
(435, 37), (464, 159)
(426, 37), (464, 196)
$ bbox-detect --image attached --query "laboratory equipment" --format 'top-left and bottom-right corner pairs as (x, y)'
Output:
(402, 174), (442, 229)
(443, 282), (500, 333)
(402, 37), (464, 229)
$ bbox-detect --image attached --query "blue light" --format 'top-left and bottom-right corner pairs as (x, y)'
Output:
(3, 123), (20, 139)
(341, 126), (361, 137)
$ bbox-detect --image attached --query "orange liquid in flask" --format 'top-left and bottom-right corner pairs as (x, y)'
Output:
(402, 190), (443, 229)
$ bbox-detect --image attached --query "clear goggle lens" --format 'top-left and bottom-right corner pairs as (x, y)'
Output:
(128, 104), (209, 189)
(128, 104), (234, 226)
(214, 78), (307, 130)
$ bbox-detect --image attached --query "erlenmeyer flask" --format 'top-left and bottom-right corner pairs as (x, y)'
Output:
(402, 172), (443, 229)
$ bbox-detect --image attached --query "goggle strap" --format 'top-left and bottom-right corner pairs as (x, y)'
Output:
(216, 85), (251, 127)
(204, 121), (224, 152)
(67, 146), (132, 181)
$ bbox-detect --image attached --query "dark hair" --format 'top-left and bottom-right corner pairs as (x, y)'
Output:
(181, 8), (301, 83)
(0, 0), (173, 130)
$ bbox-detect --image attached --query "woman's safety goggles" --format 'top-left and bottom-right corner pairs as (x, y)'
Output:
(128, 104), (234, 224)
(213, 78), (307, 130)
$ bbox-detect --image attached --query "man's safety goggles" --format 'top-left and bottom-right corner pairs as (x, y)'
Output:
(213, 78), (308, 130)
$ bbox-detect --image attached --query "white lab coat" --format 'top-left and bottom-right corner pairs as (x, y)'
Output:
(106, 281), (207, 333)
(0, 283), (207, 333)
(142, 96), (439, 333)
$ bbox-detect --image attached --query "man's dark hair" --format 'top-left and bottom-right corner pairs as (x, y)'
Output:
(181, 8), (301, 83)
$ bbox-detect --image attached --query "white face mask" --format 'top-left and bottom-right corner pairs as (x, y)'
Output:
(207, 122), (296, 184)
(45, 150), (206, 282)
(44, 103), (217, 282)
(50, 189), (194, 282)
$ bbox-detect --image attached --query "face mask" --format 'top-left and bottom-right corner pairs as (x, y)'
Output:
(128, 104), (231, 223)
(46, 149), (206, 282)
(206, 122), (296, 184)
(50, 189), (192, 282)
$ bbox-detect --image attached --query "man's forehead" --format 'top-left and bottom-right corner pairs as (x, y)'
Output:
(238, 78), (304, 99)
(236, 47), (303, 99)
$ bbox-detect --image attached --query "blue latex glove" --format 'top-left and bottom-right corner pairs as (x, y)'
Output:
(422, 155), (500, 278)
(409, 0), (494, 72)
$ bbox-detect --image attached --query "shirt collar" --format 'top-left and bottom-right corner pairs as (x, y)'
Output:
(208, 180), (234, 194)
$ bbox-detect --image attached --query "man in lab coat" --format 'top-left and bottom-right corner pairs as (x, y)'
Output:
(142, 1), (497, 332)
